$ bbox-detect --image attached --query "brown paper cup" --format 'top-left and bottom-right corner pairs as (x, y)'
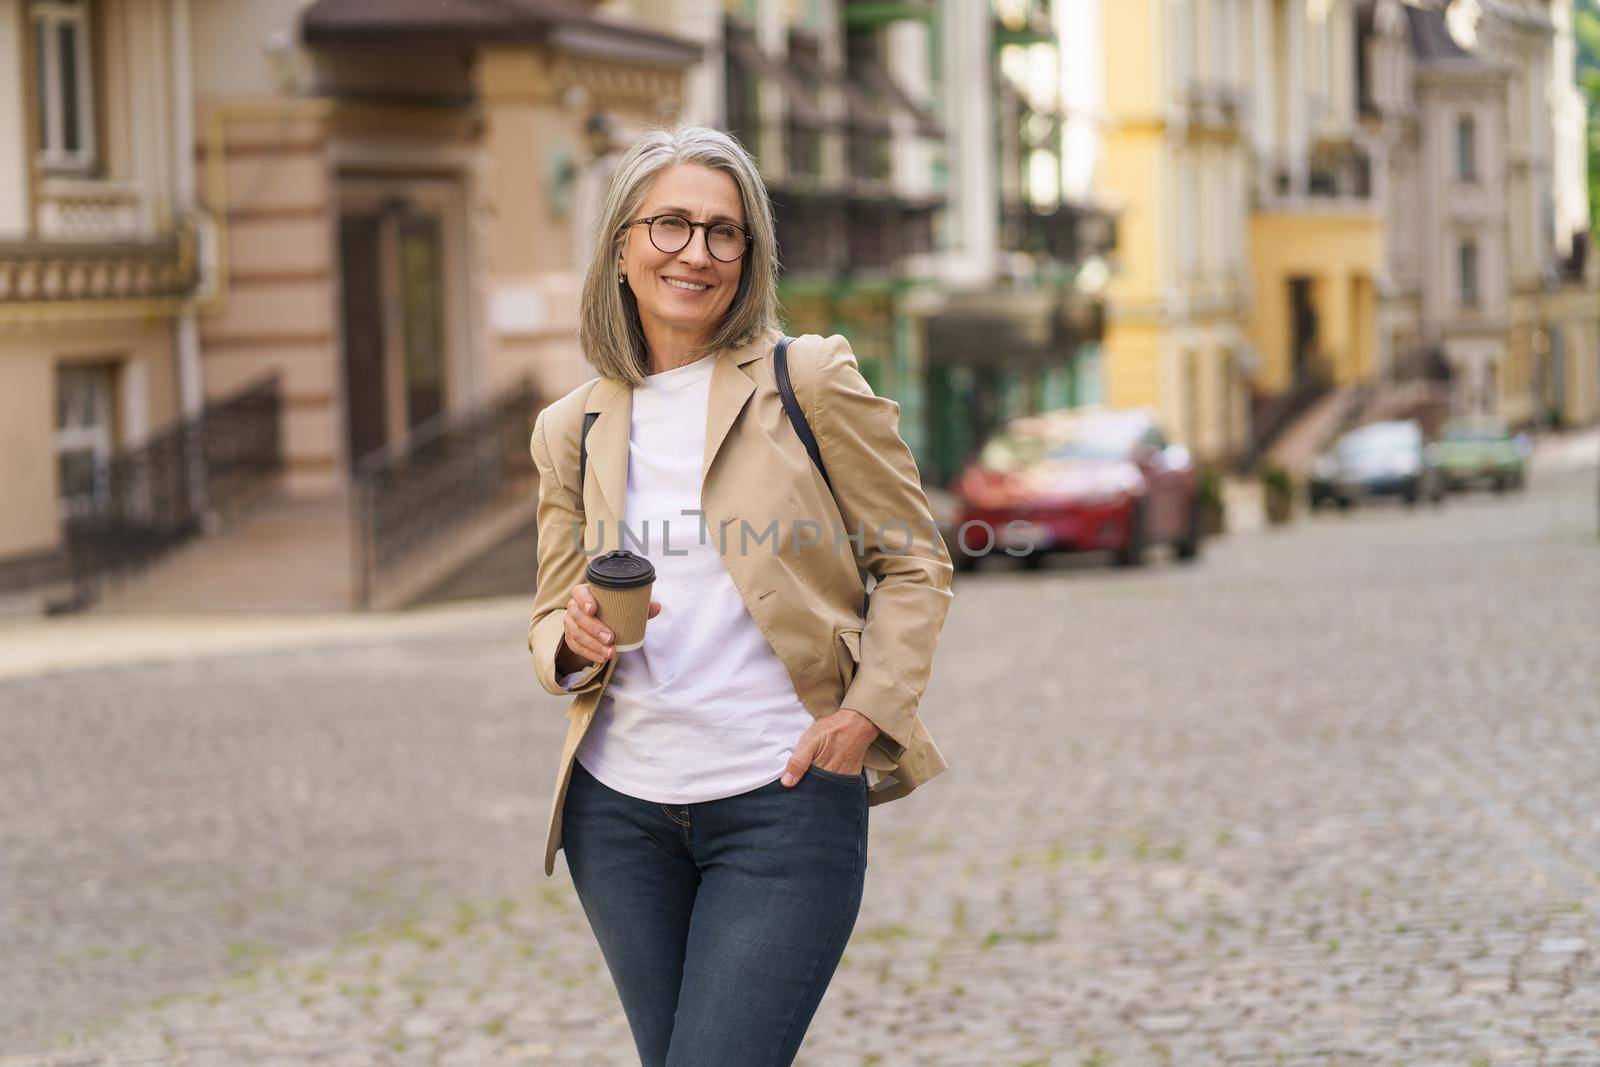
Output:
(588, 581), (653, 651)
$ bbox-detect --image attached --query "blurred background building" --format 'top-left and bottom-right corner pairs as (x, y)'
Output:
(1, 0), (1596, 613)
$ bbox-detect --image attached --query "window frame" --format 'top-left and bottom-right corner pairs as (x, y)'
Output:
(54, 360), (119, 519)
(1458, 238), (1480, 309)
(1454, 113), (1476, 184)
(30, 0), (99, 175)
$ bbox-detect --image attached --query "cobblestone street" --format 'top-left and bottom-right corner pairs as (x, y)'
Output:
(4, 438), (1599, 1066)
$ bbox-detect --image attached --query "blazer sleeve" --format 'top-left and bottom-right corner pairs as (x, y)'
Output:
(527, 407), (608, 698)
(805, 333), (955, 757)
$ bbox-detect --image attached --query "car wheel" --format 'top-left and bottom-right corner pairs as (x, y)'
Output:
(1336, 495), (1352, 511)
(952, 550), (978, 574)
(1112, 503), (1147, 568)
(1493, 476), (1507, 494)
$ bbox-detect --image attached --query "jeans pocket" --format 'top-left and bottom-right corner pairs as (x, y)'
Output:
(806, 765), (866, 785)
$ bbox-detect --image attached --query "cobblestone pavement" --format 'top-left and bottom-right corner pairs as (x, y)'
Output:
(4, 438), (1598, 1066)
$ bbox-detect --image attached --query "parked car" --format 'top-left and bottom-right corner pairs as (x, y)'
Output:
(1433, 416), (1529, 492)
(1308, 419), (1445, 509)
(951, 407), (1202, 570)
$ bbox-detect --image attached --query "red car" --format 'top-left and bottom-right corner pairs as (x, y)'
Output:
(951, 407), (1203, 570)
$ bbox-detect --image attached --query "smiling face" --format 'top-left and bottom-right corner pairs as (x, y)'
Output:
(618, 163), (746, 364)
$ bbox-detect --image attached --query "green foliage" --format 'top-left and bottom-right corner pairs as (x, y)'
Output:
(1577, 2), (1600, 239)
(1259, 465), (1292, 495)
(1260, 465), (1294, 525)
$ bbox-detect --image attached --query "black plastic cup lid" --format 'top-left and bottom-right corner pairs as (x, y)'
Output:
(585, 549), (655, 589)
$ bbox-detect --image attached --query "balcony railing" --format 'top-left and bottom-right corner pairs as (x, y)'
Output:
(1000, 200), (1117, 264)
(0, 220), (200, 308)
(773, 188), (939, 275)
(352, 377), (543, 609)
(1241, 355), (1333, 472)
(1256, 147), (1374, 211)
(35, 177), (145, 240)
(54, 376), (284, 612)
(1183, 82), (1245, 129)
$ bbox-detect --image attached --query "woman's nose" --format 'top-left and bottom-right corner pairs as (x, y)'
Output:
(677, 227), (712, 265)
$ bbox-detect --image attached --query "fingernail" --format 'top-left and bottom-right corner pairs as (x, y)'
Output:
(600, 630), (612, 642)
(780, 773), (794, 786)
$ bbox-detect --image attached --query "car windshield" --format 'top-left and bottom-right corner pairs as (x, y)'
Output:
(1337, 424), (1419, 458)
(978, 415), (1143, 471)
(1442, 421), (1508, 443)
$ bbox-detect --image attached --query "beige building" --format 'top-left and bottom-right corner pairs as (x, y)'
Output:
(1361, 0), (1600, 426)
(0, 0), (203, 588)
(0, 0), (705, 601)
(1096, 0), (1599, 467)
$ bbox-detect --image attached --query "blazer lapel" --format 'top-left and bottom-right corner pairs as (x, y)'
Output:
(583, 377), (631, 529)
(703, 327), (780, 489)
(584, 328), (779, 533)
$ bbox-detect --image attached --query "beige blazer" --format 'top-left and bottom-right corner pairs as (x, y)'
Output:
(526, 326), (954, 877)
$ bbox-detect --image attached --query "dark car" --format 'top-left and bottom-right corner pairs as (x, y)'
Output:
(951, 407), (1202, 570)
(1308, 419), (1445, 509)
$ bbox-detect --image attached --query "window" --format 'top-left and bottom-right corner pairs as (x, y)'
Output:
(1455, 114), (1475, 182)
(784, 30), (823, 179)
(55, 361), (117, 518)
(1459, 239), (1479, 308)
(31, 0), (97, 172)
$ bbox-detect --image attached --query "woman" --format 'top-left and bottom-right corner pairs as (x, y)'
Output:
(526, 124), (953, 1066)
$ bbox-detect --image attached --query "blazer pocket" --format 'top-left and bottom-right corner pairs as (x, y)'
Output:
(835, 625), (897, 772)
(834, 625), (863, 691)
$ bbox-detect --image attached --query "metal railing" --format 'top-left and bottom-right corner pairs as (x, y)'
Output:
(351, 377), (542, 609)
(1240, 356), (1333, 472)
(54, 375), (283, 612)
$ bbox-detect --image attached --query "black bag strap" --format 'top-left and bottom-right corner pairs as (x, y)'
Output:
(773, 335), (832, 492)
(578, 411), (600, 493)
(775, 337), (871, 615)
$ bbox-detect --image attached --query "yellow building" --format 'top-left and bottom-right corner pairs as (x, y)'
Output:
(1098, 0), (1256, 465)
(1099, 0), (1597, 463)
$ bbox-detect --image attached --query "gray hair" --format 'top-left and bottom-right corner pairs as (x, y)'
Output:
(578, 124), (781, 386)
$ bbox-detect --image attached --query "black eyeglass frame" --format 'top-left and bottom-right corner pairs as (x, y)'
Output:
(625, 214), (753, 262)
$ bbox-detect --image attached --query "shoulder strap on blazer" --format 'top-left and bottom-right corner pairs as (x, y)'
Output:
(775, 335), (871, 616)
(773, 335), (833, 492)
(578, 411), (600, 493)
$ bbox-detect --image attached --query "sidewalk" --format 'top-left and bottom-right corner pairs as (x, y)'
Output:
(0, 597), (530, 682)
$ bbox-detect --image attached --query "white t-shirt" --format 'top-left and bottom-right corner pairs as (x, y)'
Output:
(562, 354), (817, 804)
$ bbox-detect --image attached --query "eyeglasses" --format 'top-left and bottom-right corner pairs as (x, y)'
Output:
(627, 214), (752, 263)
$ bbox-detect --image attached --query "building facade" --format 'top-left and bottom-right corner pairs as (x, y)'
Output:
(1098, 0), (1259, 465)
(0, 0), (703, 591)
(1361, 0), (1599, 427)
(0, 0), (204, 584)
(1097, 0), (1600, 466)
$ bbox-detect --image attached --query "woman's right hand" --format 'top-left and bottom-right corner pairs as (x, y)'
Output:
(556, 582), (661, 673)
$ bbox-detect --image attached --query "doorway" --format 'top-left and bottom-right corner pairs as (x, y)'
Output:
(1289, 276), (1319, 386)
(337, 178), (465, 470)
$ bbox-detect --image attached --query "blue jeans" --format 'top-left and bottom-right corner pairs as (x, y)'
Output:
(561, 758), (869, 1067)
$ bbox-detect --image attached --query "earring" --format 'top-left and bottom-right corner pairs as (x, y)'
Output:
(618, 272), (626, 284)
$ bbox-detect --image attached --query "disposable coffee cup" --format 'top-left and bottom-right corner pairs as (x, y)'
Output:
(585, 550), (656, 652)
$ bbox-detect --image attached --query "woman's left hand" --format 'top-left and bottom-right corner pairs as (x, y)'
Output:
(780, 708), (880, 787)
